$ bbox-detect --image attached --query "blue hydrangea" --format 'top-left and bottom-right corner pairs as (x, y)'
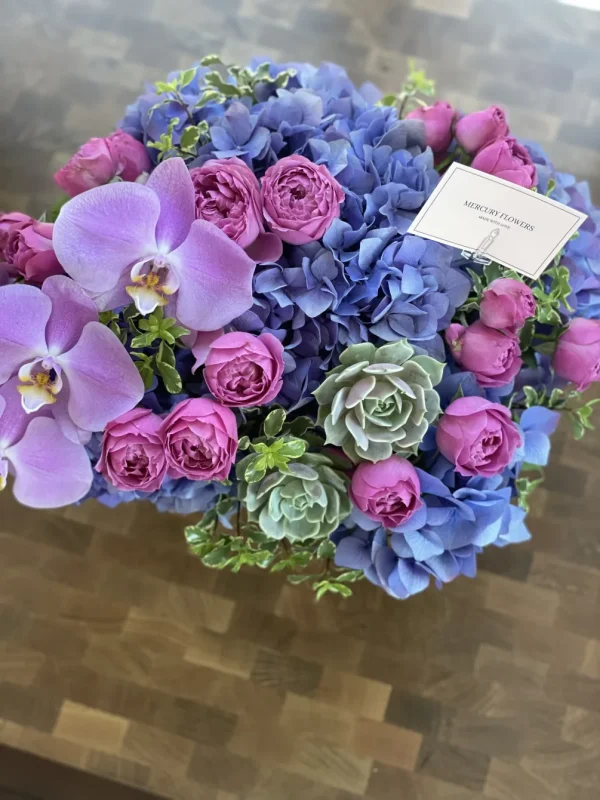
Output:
(333, 468), (527, 599)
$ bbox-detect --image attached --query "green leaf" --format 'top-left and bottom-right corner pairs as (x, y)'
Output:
(155, 80), (177, 94)
(176, 68), (197, 89)
(334, 570), (364, 583)
(378, 93), (398, 107)
(244, 457), (267, 484)
(519, 319), (534, 351)
(332, 583), (353, 598)
(483, 263), (503, 284)
(238, 435), (251, 451)
(317, 539), (336, 560)
(548, 388), (565, 409)
(199, 54), (223, 67)
(179, 125), (201, 152)
(130, 333), (156, 349)
(546, 178), (556, 197)
(202, 546), (232, 568)
(195, 90), (225, 108)
(533, 341), (557, 357)
(47, 194), (71, 223)
(522, 386), (540, 408)
(287, 574), (316, 585)
(204, 71), (241, 97)
(132, 355), (155, 390)
(466, 268), (483, 295)
(278, 438), (307, 459)
(263, 408), (286, 438)
(156, 341), (182, 393)
(169, 324), (190, 340)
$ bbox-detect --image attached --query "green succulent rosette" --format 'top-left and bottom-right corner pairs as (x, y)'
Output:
(314, 340), (443, 462)
(237, 452), (352, 542)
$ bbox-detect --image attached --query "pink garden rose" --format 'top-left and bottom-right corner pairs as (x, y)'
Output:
(0, 212), (32, 259)
(436, 396), (522, 478)
(161, 397), (238, 481)
(96, 408), (166, 492)
(455, 106), (509, 154)
(350, 456), (423, 529)
(190, 158), (283, 263)
(54, 130), (150, 197)
(204, 331), (285, 407)
(446, 321), (522, 387)
(472, 137), (537, 188)
(261, 154), (345, 245)
(4, 220), (64, 284)
(553, 318), (600, 391)
(480, 278), (536, 334)
(406, 101), (455, 154)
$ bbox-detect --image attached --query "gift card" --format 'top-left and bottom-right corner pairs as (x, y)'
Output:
(407, 163), (587, 279)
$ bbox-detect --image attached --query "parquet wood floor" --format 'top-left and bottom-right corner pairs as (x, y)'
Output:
(0, 398), (599, 798)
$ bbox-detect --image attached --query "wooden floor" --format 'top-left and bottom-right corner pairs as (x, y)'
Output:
(0, 399), (599, 799)
(1, 0), (600, 797)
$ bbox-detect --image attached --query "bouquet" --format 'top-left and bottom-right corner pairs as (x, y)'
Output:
(1, 57), (598, 601)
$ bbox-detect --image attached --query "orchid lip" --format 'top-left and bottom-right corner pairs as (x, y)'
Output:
(17, 357), (63, 414)
(127, 255), (180, 315)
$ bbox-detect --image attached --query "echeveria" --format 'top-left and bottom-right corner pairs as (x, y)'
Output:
(237, 451), (351, 541)
(314, 340), (443, 462)
(53, 157), (256, 331)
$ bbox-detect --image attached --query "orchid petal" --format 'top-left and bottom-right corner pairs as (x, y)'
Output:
(0, 285), (51, 383)
(145, 157), (195, 253)
(52, 389), (92, 445)
(188, 329), (224, 372)
(18, 382), (57, 413)
(53, 182), (160, 293)
(5, 417), (92, 508)
(58, 322), (144, 431)
(170, 220), (255, 331)
(244, 232), (284, 264)
(42, 276), (98, 354)
(0, 378), (51, 450)
(126, 284), (169, 315)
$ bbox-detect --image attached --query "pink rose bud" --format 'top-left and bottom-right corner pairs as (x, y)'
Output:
(350, 455), (423, 529)
(54, 130), (150, 197)
(5, 220), (64, 284)
(471, 137), (537, 189)
(105, 130), (151, 182)
(553, 318), (600, 391)
(261, 154), (345, 245)
(446, 321), (522, 388)
(0, 212), (32, 260)
(190, 158), (283, 263)
(406, 101), (455, 154)
(455, 106), (509, 155)
(480, 278), (536, 334)
(204, 331), (285, 407)
(436, 396), (522, 478)
(96, 408), (167, 492)
(161, 397), (238, 481)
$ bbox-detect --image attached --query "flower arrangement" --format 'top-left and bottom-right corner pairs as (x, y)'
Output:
(1, 57), (599, 601)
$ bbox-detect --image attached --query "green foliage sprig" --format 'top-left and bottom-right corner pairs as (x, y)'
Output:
(99, 305), (188, 394)
(185, 404), (364, 600)
(378, 58), (435, 116)
(147, 59), (295, 162)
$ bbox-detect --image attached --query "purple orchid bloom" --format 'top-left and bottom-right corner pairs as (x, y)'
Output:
(0, 276), (143, 440)
(52, 157), (257, 330)
(0, 378), (92, 507)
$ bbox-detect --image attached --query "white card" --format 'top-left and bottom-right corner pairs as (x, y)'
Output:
(407, 163), (587, 279)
